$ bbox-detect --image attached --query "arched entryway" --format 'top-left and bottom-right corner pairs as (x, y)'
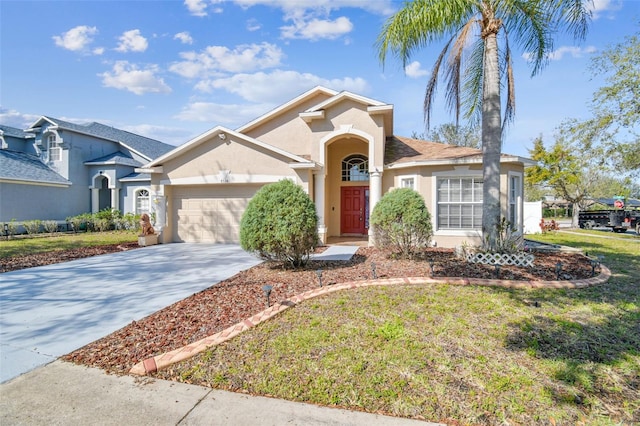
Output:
(90, 172), (119, 213)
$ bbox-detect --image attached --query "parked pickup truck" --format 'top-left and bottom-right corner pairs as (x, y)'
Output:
(578, 209), (640, 233)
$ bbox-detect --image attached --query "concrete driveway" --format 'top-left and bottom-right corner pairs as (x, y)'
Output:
(0, 243), (261, 383)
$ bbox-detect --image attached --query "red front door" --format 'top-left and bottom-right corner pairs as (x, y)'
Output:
(341, 186), (368, 234)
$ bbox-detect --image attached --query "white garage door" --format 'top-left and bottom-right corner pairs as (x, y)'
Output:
(171, 185), (262, 243)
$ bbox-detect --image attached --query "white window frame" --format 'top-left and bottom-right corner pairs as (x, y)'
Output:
(48, 134), (62, 162)
(135, 188), (150, 215)
(341, 154), (369, 182)
(396, 174), (418, 190)
(508, 171), (523, 232)
(431, 168), (483, 237)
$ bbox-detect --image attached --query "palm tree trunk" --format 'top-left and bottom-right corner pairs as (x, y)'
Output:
(481, 31), (502, 250)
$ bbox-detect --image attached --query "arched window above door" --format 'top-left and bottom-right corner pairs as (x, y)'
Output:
(342, 154), (369, 182)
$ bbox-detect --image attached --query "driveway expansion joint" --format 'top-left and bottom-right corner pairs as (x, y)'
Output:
(130, 265), (611, 376)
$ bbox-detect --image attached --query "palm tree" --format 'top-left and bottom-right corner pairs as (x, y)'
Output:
(377, 0), (591, 250)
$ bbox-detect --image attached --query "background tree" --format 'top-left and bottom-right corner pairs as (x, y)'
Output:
(240, 179), (318, 268)
(526, 131), (599, 227)
(430, 123), (481, 148)
(574, 28), (639, 175)
(411, 123), (480, 148)
(377, 0), (590, 250)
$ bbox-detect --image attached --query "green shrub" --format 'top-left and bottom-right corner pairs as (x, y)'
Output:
(6, 219), (19, 237)
(66, 214), (88, 232)
(92, 208), (122, 231)
(371, 188), (433, 258)
(43, 220), (59, 234)
(240, 179), (318, 268)
(481, 216), (523, 253)
(23, 219), (42, 235)
(120, 212), (140, 230)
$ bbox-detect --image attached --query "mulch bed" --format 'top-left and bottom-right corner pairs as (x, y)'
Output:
(0, 242), (140, 273)
(48, 247), (596, 376)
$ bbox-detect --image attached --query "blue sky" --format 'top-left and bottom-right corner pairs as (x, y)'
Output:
(1, 0), (638, 157)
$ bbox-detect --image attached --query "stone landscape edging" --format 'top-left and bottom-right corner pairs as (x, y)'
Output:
(129, 264), (611, 376)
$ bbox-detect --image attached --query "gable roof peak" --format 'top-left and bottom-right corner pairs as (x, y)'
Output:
(235, 86), (338, 134)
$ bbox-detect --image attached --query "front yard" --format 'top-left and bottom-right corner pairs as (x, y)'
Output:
(59, 230), (639, 426)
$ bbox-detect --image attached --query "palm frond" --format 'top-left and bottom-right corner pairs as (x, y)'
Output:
(376, 0), (474, 68)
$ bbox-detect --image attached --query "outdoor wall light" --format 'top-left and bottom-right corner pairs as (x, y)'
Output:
(371, 262), (377, 279)
(555, 261), (563, 280)
(315, 269), (323, 287)
(262, 285), (273, 307)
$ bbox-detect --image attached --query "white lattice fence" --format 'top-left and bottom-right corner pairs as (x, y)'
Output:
(466, 252), (535, 267)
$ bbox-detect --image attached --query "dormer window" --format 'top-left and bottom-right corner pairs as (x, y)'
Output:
(48, 134), (62, 162)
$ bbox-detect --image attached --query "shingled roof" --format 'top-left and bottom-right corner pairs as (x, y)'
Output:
(31, 117), (174, 160)
(0, 149), (70, 185)
(0, 124), (30, 139)
(384, 136), (531, 167)
(385, 136), (482, 165)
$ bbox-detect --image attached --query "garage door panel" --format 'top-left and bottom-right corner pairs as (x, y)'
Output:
(171, 185), (262, 243)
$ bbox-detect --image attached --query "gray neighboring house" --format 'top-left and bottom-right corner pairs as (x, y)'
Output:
(0, 117), (174, 223)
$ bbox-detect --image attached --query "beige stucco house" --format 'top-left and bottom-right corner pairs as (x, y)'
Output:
(140, 87), (532, 248)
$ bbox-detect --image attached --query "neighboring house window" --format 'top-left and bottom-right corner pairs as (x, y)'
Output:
(400, 177), (415, 190)
(342, 154), (369, 182)
(509, 174), (522, 228)
(136, 189), (150, 214)
(437, 177), (483, 229)
(48, 134), (62, 161)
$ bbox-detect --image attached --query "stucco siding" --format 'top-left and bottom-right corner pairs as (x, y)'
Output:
(0, 182), (83, 221)
(159, 134), (296, 183)
(242, 92), (333, 155)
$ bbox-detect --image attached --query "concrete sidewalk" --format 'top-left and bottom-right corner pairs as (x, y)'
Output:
(0, 361), (441, 426)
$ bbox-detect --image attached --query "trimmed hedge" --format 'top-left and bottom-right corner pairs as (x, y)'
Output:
(371, 188), (433, 258)
(240, 180), (318, 268)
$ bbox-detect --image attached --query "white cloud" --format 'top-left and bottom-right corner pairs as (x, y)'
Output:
(123, 123), (190, 146)
(233, 0), (395, 40)
(0, 108), (40, 129)
(93, 47), (105, 55)
(404, 61), (429, 78)
(197, 69), (369, 103)
(52, 25), (98, 52)
(169, 42), (284, 78)
(246, 18), (261, 32)
(548, 46), (597, 60)
(174, 31), (194, 44)
(234, 0), (395, 16)
(99, 61), (172, 95)
(281, 16), (353, 41)
(174, 101), (271, 127)
(184, 0), (224, 16)
(115, 30), (148, 53)
(522, 45), (597, 62)
(589, 0), (623, 19)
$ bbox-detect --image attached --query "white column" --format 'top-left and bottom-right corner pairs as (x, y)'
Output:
(91, 188), (99, 213)
(111, 188), (120, 211)
(153, 195), (166, 231)
(313, 170), (327, 244)
(368, 170), (382, 245)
